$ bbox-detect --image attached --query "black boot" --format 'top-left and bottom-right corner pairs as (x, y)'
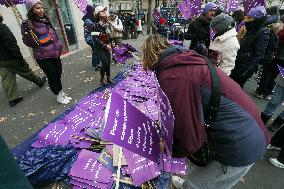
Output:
(269, 116), (284, 132)
(261, 112), (271, 125)
(37, 76), (48, 87)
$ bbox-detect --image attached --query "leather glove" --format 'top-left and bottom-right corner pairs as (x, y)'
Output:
(22, 20), (31, 34)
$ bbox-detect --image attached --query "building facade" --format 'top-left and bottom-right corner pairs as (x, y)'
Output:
(0, 0), (108, 68)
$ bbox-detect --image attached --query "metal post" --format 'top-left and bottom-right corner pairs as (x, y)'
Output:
(147, 0), (152, 34)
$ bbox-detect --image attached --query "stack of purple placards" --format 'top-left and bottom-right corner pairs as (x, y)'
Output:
(113, 43), (139, 64)
(30, 61), (188, 188)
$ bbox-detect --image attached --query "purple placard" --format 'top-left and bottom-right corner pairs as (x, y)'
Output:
(169, 40), (184, 47)
(69, 150), (113, 183)
(278, 65), (284, 78)
(102, 92), (161, 162)
(229, 0), (239, 12)
(124, 149), (161, 186)
(156, 79), (174, 154)
(160, 154), (187, 175)
(37, 121), (73, 146)
(178, 1), (190, 20)
(63, 106), (94, 133)
(243, 0), (266, 13)
(0, 0), (26, 5)
(73, 0), (88, 14)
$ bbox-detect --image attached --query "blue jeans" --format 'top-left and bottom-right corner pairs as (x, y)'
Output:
(264, 84), (284, 119)
(87, 43), (100, 68)
(183, 160), (252, 189)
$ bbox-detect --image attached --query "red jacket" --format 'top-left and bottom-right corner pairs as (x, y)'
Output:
(152, 46), (269, 166)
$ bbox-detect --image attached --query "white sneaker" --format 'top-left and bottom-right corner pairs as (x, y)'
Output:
(267, 144), (281, 151)
(57, 93), (71, 104)
(59, 91), (72, 101)
(171, 176), (184, 189)
(269, 158), (284, 168)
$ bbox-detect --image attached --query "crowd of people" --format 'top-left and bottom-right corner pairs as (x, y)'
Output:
(149, 2), (284, 189)
(0, 1), (141, 107)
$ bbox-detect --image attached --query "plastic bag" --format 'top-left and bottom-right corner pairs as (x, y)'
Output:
(17, 145), (77, 186)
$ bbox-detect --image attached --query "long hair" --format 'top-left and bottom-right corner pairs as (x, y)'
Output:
(141, 35), (171, 70)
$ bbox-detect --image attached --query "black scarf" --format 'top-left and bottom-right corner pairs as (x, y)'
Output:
(245, 16), (267, 32)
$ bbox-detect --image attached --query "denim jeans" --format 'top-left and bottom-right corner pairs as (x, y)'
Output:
(87, 43), (100, 68)
(182, 160), (252, 189)
(264, 84), (284, 119)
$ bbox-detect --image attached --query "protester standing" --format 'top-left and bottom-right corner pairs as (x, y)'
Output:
(92, 6), (114, 86)
(21, 0), (71, 104)
(141, 35), (269, 189)
(82, 5), (101, 71)
(209, 14), (240, 75)
(0, 12), (46, 107)
(109, 10), (124, 46)
(230, 6), (270, 88)
(185, 2), (217, 50)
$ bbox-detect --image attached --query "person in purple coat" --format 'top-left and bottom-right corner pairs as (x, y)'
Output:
(21, 0), (71, 104)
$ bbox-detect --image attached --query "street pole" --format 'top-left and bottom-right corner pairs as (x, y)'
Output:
(147, 0), (152, 34)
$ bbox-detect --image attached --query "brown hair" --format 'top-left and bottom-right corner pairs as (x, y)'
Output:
(141, 35), (171, 70)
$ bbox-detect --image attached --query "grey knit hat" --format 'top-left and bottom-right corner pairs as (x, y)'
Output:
(210, 14), (234, 32)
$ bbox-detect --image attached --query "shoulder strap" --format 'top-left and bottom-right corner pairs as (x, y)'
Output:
(203, 57), (221, 127)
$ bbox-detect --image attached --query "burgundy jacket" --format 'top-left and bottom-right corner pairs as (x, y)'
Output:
(21, 19), (62, 60)
(152, 46), (269, 166)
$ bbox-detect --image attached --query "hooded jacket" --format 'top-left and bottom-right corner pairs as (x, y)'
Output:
(231, 17), (270, 79)
(152, 45), (269, 166)
(209, 28), (240, 75)
(185, 15), (211, 49)
(109, 16), (123, 38)
(21, 18), (62, 60)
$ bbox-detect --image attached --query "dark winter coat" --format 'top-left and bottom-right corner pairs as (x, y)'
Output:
(152, 45), (269, 167)
(185, 15), (211, 49)
(0, 23), (23, 62)
(88, 20), (111, 51)
(231, 17), (270, 79)
(21, 19), (62, 60)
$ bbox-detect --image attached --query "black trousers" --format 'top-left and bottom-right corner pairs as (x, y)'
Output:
(36, 58), (62, 95)
(96, 49), (111, 78)
(256, 63), (277, 96)
(270, 126), (284, 163)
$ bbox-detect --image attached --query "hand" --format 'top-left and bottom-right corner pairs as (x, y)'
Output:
(159, 138), (167, 154)
(22, 20), (31, 33)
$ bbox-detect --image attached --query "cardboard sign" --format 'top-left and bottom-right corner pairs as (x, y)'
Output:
(102, 92), (160, 162)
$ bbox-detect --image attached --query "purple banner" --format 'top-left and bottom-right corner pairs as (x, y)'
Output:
(160, 154), (188, 175)
(124, 149), (161, 186)
(0, 0), (26, 5)
(178, 1), (190, 20)
(73, 0), (88, 14)
(243, 0), (266, 13)
(190, 0), (201, 16)
(102, 92), (161, 162)
(152, 10), (162, 21)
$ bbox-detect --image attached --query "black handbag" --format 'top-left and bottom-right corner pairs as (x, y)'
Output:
(188, 57), (221, 167)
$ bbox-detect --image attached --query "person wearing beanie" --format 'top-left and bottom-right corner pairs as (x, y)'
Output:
(21, 0), (72, 104)
(230, 6), (270, 88)
(185, 2), (217, 50)
(0, 13), (47, 107)
(91, 5), (114, 85)
(209, 14), (240, 75)
(82, 5), (101, 70)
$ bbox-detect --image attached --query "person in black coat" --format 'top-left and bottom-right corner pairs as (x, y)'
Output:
(185, 2), (217, 50)
(230, 6), (270, 88)
(0, 13), (46, 107)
